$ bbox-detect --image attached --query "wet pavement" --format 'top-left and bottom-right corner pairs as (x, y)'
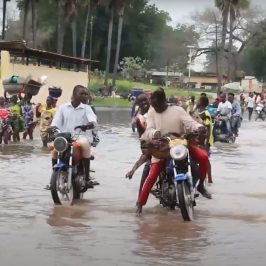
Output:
(1, 108), (266, 266)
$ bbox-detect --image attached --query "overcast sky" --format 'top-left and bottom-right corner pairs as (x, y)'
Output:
(149, 0), (266, 26)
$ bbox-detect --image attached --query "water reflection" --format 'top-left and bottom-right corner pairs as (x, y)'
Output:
(135, 212), (208, 266)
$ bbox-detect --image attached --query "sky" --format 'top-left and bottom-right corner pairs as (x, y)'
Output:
(149, 0), (266, 70)
(149, 0), (266, 26)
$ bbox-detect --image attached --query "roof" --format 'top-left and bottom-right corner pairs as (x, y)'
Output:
(0, 41), (98, 65)
(185, 72), (227, 78)
(151, 71), (183, 77)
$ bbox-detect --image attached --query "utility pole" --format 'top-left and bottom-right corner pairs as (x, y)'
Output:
(2, 0), (10, 40)
(187, 45), (195, 92)
(89, 15), (94, 60)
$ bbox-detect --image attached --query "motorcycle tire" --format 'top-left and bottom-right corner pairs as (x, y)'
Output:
(50, 170), (74, 206)
(177, 181), (194, 221)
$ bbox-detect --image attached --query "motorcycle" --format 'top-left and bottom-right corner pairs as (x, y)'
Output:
(144, 136), (198, 221)
(213, 116), (236, 143)
(255, 103), (266, 121)
(49, 125), (95, 205)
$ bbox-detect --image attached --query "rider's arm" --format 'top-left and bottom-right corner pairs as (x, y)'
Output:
(140, 108), (158, 141)
(85, 105), (97, 129)
(232, 102), (241, 116)
(126, 153), (148, 179)
(51, 105), (63, 130)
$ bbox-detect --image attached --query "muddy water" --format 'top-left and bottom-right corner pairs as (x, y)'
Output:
(1, 108), (266, 266)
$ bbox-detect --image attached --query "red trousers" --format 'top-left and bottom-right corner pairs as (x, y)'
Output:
(137, 145), (208, 206)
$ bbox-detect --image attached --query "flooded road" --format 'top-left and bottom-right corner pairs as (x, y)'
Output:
(1, 108), (266, 266)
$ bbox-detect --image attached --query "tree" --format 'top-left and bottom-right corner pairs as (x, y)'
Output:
(104, 1), (114, 85)
(112, 0), (127, 86)
(227, 0), (249, 81)
(119, 56), (148, 81)
(18, 0), (38, 47)
(215, 0), (231, 92)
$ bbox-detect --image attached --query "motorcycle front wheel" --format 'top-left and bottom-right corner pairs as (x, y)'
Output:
(50, 170), (74, 206)
(177, 181), (194, 221)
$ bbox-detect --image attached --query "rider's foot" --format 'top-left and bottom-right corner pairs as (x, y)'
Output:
(85, 179), (94, 189)
(44, 184), (51, 190)
(90, 177), (100, 186)
(136, 203), (143, 216)
(208, 177), (213, 184)
(197, 185), (212, 199)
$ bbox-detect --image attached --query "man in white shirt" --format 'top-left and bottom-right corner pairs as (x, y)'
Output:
(51, 85), (98, 187)
(217, 93), (232, 135)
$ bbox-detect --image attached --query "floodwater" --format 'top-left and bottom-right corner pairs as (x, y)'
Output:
(1, 108), (266, 266)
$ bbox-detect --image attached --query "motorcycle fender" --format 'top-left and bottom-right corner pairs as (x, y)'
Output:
(53, 163), (68, 171)
(175, 173), (188, 181)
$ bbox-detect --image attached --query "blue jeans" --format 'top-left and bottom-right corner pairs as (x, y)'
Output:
(225, 119), (232, 135)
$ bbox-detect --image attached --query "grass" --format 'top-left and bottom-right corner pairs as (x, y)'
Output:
(89, 77), (213, 107)
(92, 97), (131, 108)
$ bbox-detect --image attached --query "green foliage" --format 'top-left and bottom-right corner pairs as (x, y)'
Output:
(119, 57), (148, 81)
(14, 0), (198, 72)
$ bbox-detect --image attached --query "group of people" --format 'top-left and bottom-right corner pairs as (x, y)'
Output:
(0, 94), (58, 146)
(243, 91), (266, 121)
(186, 92), (242, 137)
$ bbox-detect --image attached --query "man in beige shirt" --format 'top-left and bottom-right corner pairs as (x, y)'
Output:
(137, 89), (211, 214)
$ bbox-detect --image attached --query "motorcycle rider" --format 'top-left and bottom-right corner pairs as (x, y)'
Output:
(216, 93), (232, 136)
(228, 92), (241, 136)
(137, 89), (211, 214)
(50, 85), (98, 188)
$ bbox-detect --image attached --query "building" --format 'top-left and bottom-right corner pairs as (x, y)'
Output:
(241, 76), (262, 93)
(183, 72), (227, 89)
(150, 71), (183, 86)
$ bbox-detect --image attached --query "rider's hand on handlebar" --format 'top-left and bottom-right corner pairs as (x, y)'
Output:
(153, 130), (161, 140)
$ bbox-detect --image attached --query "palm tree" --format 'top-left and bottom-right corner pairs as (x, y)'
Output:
(81, 0), (100, 58)
(31, 0), (38, 48)
(22, 0), (30, 40)
(215, 0), (230, 93)
(227, 0), (249, 81)
(56, 0), (76, 54)
(215, 0), (250, 89)
(21, 0), (38, 47)
(104, 0), (115, 86)
(112, 0), (128, 86)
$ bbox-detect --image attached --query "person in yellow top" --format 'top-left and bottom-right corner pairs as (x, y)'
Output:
(186, 95), (196, 114)
(9, 95), (24, 142)
(197, 95), (213, 183)
(37, 96), (56, 147)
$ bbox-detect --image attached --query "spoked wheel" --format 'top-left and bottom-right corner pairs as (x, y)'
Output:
(177, 181), (194, 221)
(50, 170), (74, 206)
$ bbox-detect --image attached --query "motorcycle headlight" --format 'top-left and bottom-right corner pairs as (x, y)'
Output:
(54, 137), (69, 153)
(170, 144), (188, 160)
